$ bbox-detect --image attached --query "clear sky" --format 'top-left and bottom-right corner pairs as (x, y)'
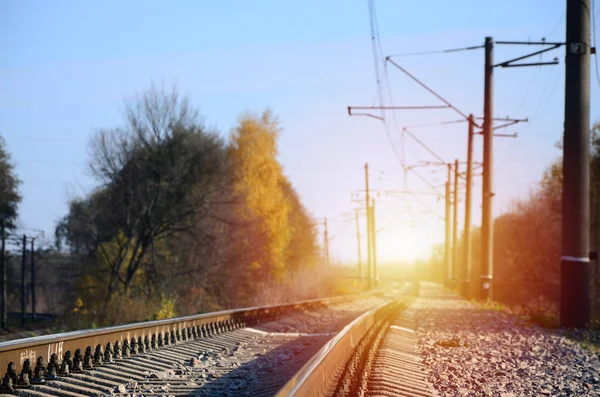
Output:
(1, 0), (596, 263)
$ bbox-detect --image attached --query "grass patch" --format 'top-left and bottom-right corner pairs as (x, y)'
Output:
(472, 298), (560, 329)
(563, 329), (600, 353)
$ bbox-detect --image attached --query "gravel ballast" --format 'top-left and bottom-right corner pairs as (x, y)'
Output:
(107, 293), (396, 396)
(414, 283), (600, 396)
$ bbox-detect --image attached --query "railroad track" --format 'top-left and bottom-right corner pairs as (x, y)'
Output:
(0, 284), (409, 396)
(277, 282), (432, 397)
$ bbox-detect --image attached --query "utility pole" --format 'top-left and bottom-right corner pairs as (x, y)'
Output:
(365, 163), (372, 289)
(0, 219), (5, 330)
(20, 234), (26, 328)
(462, 115), (475, 298)
(355, 209), (362, 278)
(444, 164), (452, 287)
(480, 36), (494, 301)
(323, 218), (329, 268)
(30, 238), (35, 323)
(561, 0), (591, 327)
(452, 159), (459, 289)
(371, 199), (377, 285)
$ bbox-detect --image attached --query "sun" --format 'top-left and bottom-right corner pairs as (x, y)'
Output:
(376, 224), (442, 264)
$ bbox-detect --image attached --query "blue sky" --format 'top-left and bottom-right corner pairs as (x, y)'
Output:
(0, 0), (593, 263)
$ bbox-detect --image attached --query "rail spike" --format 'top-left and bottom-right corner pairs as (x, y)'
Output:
(33, 356), (46, 384)
(18, 358), (32, 388)
(94, 344), (103, 366)
(83, 346), (94, 370)
(105, 342), (114, 363)
(114, 341), (123, 360)
(137, 336), (145, 354)
(1, 373), (14, 392)
(73, 349), (84, 373)
(130, 337), (138, 355)
(4, 362), (17, 389)
(122, 339), (131, 357)
(47, 354), (59, 380)
(60, 351), (72, 376)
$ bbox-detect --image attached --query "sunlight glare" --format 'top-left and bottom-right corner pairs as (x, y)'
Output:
(376, 224), (441, 264)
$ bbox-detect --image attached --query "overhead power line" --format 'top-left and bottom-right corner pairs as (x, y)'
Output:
(385, 58), (478, 126)
(387, 45), (483, 58)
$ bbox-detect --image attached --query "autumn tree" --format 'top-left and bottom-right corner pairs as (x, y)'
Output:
(224, 110), (321, 305)
(281, 177), (319, 274)
(227, 110), (291, 284)
(55, 91), (321, 325)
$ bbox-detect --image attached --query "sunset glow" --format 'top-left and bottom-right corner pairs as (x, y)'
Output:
(375, 223), (443, 264)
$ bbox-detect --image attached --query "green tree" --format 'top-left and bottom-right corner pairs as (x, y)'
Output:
(0, 136), (21, 227)
(56, 85), (231, 323)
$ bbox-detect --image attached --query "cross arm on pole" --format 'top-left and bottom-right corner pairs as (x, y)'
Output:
(494, 43), (563, 68)
(417, 160), (447, 167)
(385, 190), (442, 197)
(474, 116), (526, 135)
(347, 106), (384, 121)
(349, 105), (450, 111)
(496, 40), (565, 45)
(493, 132), (518, 138)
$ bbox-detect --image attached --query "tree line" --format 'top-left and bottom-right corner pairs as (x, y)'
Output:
(428, 124), (600, 325)
(0, 85), (329, 328)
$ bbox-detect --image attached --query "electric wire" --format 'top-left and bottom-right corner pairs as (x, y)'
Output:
(593, 0), (600, 87)
(545, 13), (566, 39)
(387, 45), (483, 58)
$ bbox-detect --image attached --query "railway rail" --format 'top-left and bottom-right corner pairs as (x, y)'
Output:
(0, 284), (410, 396)
(275, 282), (429, 396)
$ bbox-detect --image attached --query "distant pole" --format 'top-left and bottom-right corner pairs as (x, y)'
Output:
(323, 218), (329, 268)
(480, 36), (494, 301)
(0, 219), (5, 330)
(367, 203), (375, 287)
(452, 159), (459, 289)
(30, 238), (35, 323)
(365, 163), (372, 289)
(560, 0), (591, 327)
(21, 234), (26, 328)
(444, 165), (452, 286)
(355, 209), (362, 278)
(462, 115), (475, 298)
(371, 199), (377, 285)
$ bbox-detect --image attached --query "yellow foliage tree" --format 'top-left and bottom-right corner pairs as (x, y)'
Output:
(228, 110), (291, 281)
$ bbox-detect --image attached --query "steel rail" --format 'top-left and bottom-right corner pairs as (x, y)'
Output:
(275, 285), (416, 396)
(0, 292), (367, 390)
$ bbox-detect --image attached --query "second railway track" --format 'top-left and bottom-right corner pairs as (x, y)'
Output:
(0, 284), (409, 397)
